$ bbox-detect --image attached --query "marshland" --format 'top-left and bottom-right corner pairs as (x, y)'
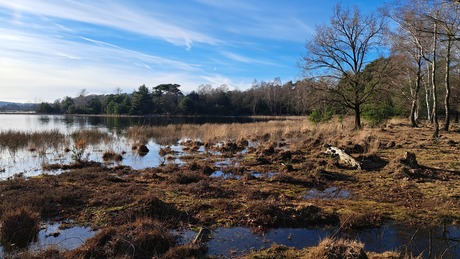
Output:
(3, 0), (460, 257)
(0, 113), (460, 258)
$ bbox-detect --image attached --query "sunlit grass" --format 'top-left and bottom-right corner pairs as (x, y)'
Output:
(125, 117), (320, 144)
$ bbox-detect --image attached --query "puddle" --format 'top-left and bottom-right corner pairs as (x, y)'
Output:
(206, 227), (329, 257)
(348, 224), (460, 258)
(0, 222), (97, 257)
(210, 171), (280, 180)
(251, 172), (280, 178)
(176, 224), (460, 258)
(304, 186), (351, 199)
(210, 171), (241, 180)
(215, 159), (238, 167)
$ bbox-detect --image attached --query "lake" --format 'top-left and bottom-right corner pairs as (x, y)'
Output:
(0, 113), (270, 132)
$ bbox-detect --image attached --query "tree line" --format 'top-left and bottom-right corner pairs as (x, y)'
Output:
(36, 80), (323, 117)
(37, 0), (460, 136)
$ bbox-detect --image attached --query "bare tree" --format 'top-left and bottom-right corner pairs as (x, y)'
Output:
(385, 0), (431, 127)
(301, 4), (386, 129)
(437, 1), (460, 131)
(429, 11), (440, 138)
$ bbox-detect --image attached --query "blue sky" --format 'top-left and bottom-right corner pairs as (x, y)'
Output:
(0, 0), (385, 103)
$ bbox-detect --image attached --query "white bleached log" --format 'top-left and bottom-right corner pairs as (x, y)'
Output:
(324, 146), (362, 170)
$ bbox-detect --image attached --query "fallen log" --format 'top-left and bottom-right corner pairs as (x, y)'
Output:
(324, 146), (362, 170)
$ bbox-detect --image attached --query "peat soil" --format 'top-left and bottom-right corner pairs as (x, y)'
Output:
(1, 119), (460, 258)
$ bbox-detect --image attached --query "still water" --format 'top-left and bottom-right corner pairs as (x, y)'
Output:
(0, 114), (267, 179)
(0, 114), (265, 132)
(176, 224), (460, 258)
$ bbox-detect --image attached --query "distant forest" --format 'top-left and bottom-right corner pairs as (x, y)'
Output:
(36, 79), (319, 117)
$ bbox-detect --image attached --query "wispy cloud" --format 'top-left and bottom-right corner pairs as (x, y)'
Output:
(0, 26), (205, 102)
(221, 51), (276, 66)
(201, 74), (251, 90)
(0, 0), (220, 48)
(193, 0), (314, 42)
(0, 0), (355, 103)
(194, 0), (258, 12)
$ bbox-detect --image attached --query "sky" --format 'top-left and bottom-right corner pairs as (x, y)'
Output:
(0, 0), (385, 103)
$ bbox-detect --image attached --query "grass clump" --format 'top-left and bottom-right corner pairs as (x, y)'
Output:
(70, 129), (111, 145)
(102, 150), (123, 162)
(307, 237), (367, 259)
(169, 171), (206, 184)
(68, 219), (175, 258)
(0, 207), (40, 250)
(0, 129), (64, 153)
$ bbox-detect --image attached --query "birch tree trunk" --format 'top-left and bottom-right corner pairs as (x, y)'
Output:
(425, 66), (432, 122)
(443, 39), (452, 131)
(431, 16), (439, 139)
(410, 51), (423, 127)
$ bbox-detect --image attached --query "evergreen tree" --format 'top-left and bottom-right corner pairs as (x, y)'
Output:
(130, 84), (153, 115)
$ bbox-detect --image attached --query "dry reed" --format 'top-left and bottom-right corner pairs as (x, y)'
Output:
(0, 207), (40, 250)
(0, 129), (64, 152)
(125, 118), (318, 144)
(307, 237), (367, 259)
(70, 129), (112, 145)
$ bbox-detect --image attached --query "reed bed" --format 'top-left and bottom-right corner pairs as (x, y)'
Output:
(70, 129), (112, 145)
(125, 116), (356, 145)
(126, 119), (304, 143)
(0, 129), (65, 152)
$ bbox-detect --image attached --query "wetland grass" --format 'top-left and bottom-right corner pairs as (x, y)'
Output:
(2, 117), (460, 257)
(70, 129), (112, 145)
(126, 118), (313, 144)
(0, 129), (64, 153)
(102, 150), (123, 162)
(67, 219), (176, 259)
(0, 207), (40, 250)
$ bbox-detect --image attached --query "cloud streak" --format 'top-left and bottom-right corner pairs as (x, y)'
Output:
(0, 0), (384, 103)
(0, 0), (220, 48)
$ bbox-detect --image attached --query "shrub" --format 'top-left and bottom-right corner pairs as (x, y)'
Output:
(309, 110), (323, 124)
(0, 207), (40, 250)
(362, 101), (398, 126)
(309, 107), (334, 124)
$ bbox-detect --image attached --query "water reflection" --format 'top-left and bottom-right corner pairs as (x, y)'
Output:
(0, 114), (272, 178)
(0, 222), (97, 257)
(304, 187), (352, 200)
(176, 224), (460, 258)
(0, 114), (276, 131)
(1, 114), (274, 132)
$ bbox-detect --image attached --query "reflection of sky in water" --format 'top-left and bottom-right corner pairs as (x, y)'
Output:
(206, 227), (330, 257)
(0, 222), (97, 257)
(304, 186), (352, 199)
(1, 114), (266, 178)
(0, 114), (271, 132)
(177, 224), (460, 258)
(210, 171), (279, 180)
(0, 138), (186, 179)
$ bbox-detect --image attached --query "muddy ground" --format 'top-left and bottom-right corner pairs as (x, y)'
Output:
(1, 119), (460, 258)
